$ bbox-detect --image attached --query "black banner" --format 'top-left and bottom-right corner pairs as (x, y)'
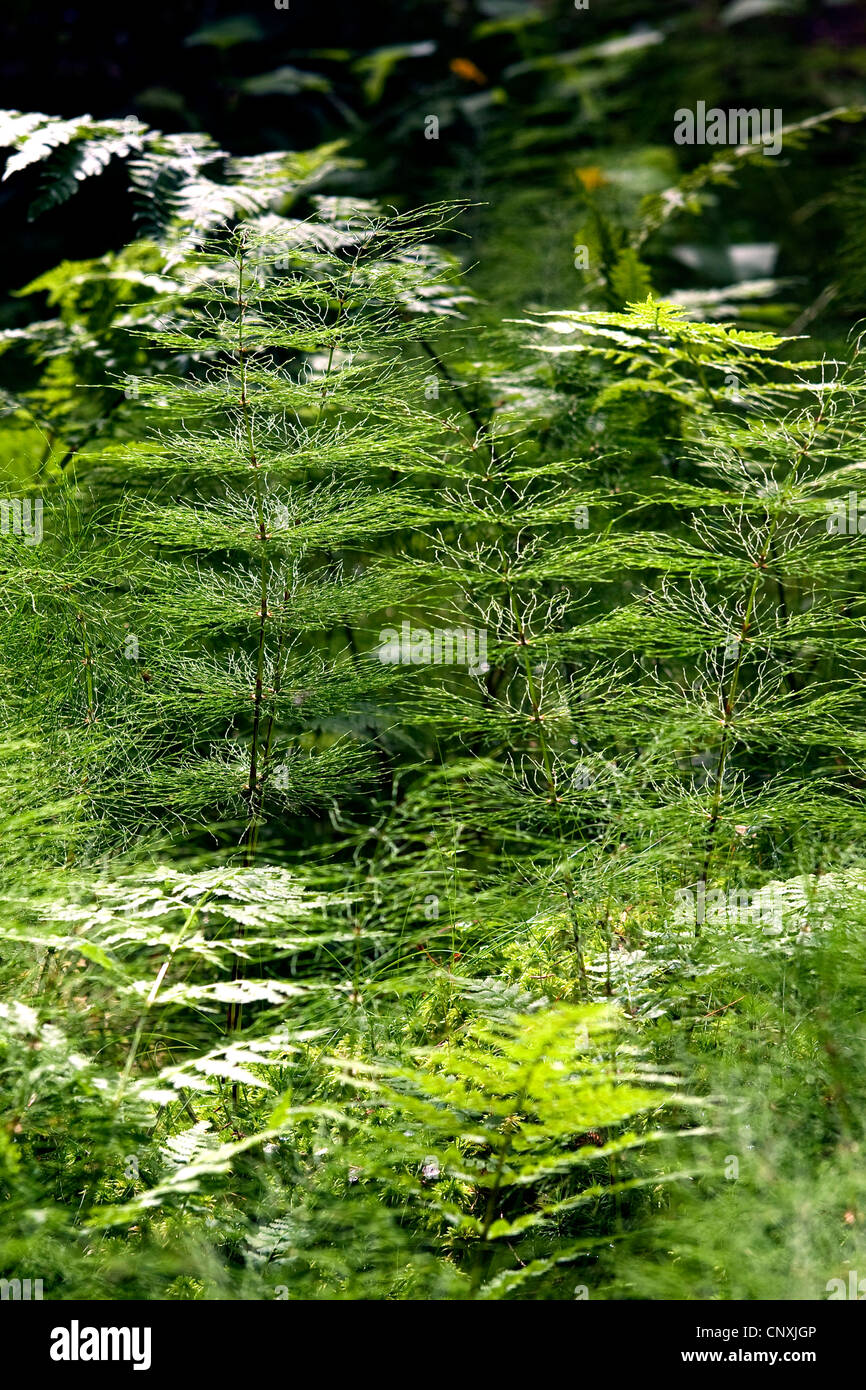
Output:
(1, 1299), (858, 1378)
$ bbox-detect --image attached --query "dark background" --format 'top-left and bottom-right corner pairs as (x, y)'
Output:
(3, 1), (866, 315)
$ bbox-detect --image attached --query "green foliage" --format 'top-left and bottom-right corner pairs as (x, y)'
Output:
(587, 871), (866, 1300)
(4, 3), (866, 1302)
(0, 853), (685, 1299)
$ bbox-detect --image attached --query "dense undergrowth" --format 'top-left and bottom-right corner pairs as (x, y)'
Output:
(2, 1), (866, 1301)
